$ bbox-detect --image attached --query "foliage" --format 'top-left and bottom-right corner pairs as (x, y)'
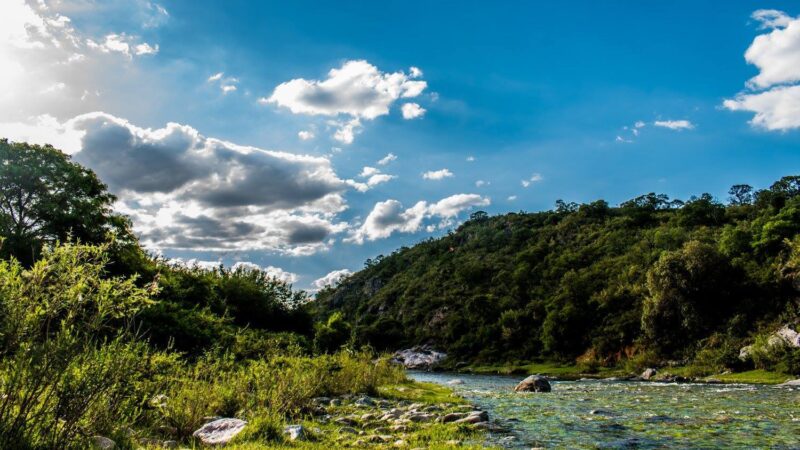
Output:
(313, 175), (800, 368)
(0, 139), (132, 265)
(0, 243), (153, 449)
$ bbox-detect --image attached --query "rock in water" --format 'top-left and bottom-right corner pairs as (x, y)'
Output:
(514, 375), (552, 392)
(391, 345), (447, 370)
(193, 418), (247, 445)
(641, 368), (657, 380)
(446, 379), (465, 385)
(777, 379), (800, 387)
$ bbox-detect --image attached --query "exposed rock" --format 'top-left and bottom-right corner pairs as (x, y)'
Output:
(338, 426), (358, 434)
(771, 325), (800, 347)
(192, 418), (247, 445)
(454, 411), (489, 424)
(640, 368), (657, 380)
(91, 436), (115, 450)
(354, 396), (375, 407)
(777, 379), (800, 387)
(738, 345), (753, 361)
(391, 345), (447, 370)
(334, 417), (358, 427)
(284, 425), (306, 441)
(514, 375), (552, 392)
(162, 441), (177, 449)
(446, 379), (465, 385)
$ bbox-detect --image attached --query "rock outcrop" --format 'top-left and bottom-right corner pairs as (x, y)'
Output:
(192, 418), (247, 445)
(514, 375), (552, 392)
(739, 324), (800, 361)
(640, 368), (657, 380)
(391, 345), (447, 370)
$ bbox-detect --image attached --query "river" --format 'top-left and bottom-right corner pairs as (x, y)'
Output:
(409, 371), (800, 449)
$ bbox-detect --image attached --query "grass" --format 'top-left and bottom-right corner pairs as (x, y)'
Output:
(378, 381), (467, 404)
(464, 361), (626, 379)
(464, 361), (796, 385)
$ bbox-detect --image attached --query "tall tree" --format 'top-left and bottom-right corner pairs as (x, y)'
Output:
(0, 139), (131, 264)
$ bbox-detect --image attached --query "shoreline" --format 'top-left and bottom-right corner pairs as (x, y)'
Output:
(449, 362), (795, 385)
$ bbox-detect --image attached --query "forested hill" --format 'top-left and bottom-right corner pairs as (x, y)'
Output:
(312, 178), (800, 369)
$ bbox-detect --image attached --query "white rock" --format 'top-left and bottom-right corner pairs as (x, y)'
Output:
(284, 424), (306, 441)
(192, 418), (247, 445)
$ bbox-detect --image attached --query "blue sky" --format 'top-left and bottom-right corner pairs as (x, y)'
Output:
(1, 1), (799, 290)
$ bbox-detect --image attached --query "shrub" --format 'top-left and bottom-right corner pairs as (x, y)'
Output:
(0, 243), (153, 449)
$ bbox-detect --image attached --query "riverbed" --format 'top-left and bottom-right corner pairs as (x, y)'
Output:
(409, 371), (800, 449)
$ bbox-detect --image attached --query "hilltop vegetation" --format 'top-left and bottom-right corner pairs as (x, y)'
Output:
(313, 180), (800, 375)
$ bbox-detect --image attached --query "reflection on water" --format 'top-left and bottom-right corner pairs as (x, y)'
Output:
(409, 371), (800, 449)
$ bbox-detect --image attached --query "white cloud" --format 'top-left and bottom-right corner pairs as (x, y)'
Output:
(422, 168), (453, 180)
(653, 119), (694, 130)
(401, 102), (426, 119)
(724, 10), (800, 130)
(615, 135), (632, 143)
(634, 120), (646, 128)
(206, 71), (238, 94)
(475, 180), (488, 187)
(377, 153), (397, 165)
(466, 156), (475, 162)
(0, 112), (356, 255)
(298, 130), (315, 141)
(409, 66), (423, 78)
(521, 173), (543, 187)
(347, 193), (489, 243)
(724, 85), (800, 130)
(332, 118), (361, 144)
(507, 195), (517, 201)
(264, 60), (427, 143)
(351, 166), (395, 191)
(87, 33), (158, 58)
(134, 42), (158, 55)
(313, 269), (352, 289)
(232, 262), (299, 284)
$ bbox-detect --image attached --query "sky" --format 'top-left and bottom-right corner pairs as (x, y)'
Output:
(1, 1), (800, 291)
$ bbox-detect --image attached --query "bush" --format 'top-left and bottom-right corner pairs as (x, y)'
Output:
(0, 243), (153, 449)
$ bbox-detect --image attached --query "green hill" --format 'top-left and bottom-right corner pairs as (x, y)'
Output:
(312, 179), (800, 373)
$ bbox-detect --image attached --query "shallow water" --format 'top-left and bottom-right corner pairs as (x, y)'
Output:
(409, 371), (800, 449)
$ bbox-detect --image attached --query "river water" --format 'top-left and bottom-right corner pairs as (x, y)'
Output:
(409, 371), (800, 449)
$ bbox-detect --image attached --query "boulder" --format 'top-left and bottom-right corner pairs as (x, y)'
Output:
(283, 425), (306, 441)
(777, 379), (800, 387)
(446, 379), (465, 385)
(192, 418), (247, 445)
(391, 345), (447, 370)
(91, 436), (116, 450)
(740, 325), (800, 361)
(514, 375), (552, 392)
(640, 368), (657, 380)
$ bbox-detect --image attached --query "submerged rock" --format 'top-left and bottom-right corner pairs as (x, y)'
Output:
(514, 375), (552, 392)
(446, 378), (465, 385)
(192, 418), (247, 445)
(391, 345), (447, 370)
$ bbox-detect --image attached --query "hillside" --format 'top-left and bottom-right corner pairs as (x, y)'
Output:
(312, 178), (800, 372)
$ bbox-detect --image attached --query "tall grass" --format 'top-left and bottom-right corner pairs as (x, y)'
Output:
(0, 242), (406, 448)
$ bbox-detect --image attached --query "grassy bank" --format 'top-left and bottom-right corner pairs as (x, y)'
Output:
(461, 362), (795, 384)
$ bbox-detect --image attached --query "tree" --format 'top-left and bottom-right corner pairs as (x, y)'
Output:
(0, 139), (131, 264)
(728, 184), (753, 205)
(642, 241), (736, 355)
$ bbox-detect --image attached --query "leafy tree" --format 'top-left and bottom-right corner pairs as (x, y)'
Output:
(0, 139), (131, 265)
(728, 184), (754, 205)
(642, 241), (737, 355)
(313, 312), (352, 353)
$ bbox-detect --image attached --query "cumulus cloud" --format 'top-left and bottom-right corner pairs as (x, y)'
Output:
(521, 173), (543, 187)
(313, 268), (352, 289)
(1, 111), (354, 255)
(653, 120), (695, 130)
(348, 166), (395, 191)
(724, 10), (800, 130)
(401, 102), (426, 119)
(263, 60), (427, 143)
(377, 153), (397, 165)
(347, 193), (490, 243)
(475, 180), (488, 187)
(86, 33), (159, 58)
(422, 168), (453, 180)
(298, 130), (314, 141)
(466, 156), (475, 162)
(231, 262), (299, 283)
